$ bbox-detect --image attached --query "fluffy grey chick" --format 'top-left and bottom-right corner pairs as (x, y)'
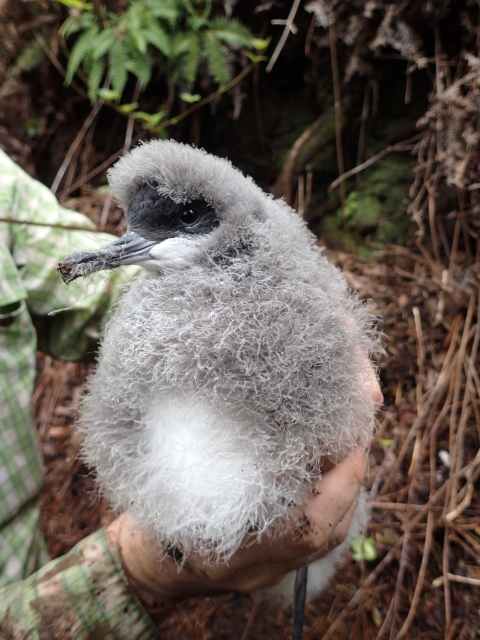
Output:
(59, 140), (377, 600)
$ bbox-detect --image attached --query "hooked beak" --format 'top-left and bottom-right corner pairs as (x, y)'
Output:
(57, 230), (157, 284)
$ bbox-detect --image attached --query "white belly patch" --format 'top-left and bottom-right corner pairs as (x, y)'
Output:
(144, 395), (256, 493)
(136, 394), (286, 559)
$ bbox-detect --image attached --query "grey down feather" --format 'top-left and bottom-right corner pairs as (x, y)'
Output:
(64, 140), (379, 598)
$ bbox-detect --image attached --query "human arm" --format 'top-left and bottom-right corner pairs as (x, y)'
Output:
(0, 151), (142, 588)
(0, 148), (140, 362)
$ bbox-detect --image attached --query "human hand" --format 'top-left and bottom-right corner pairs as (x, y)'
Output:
(107, 447), (370, 623)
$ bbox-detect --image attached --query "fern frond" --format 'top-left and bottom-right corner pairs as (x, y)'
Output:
(79, 12), (96, 28)
(171, 31), (194, 57)
(146, 0), (179, 28)
(125, 2), (142, 35)
(177, 33), (199, 84)
(131, 29), (149, 55)
(208, 17), (254, 48)
(60, 16), (81, 40)
(200, 0), (212, 20)
(87, 57), (105, 103)
(92, 28), (115, 59)
(201, 31), (229, 85)
(62, 0), (256, 109)
(61, 13), (96, 40)
(141, 21), (171, 57)
(181, 0), (197, 18)
(109, 40), (128, 97)
(65, 25), (99, 84)
(125, 50), (152, 88)
(188, 14), (208, 31)
(134, 3), (154, 32)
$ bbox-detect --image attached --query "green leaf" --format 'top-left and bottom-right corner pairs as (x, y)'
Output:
(134, 110), (165, 124)
(252, 38), (269, 51)
(87, 57), (105, 103)
(154, 125), (168, 138)
(202, 31), (229, 85)
(245, 52), (268, 63)
(97, 88), (120, 101)
(351, 536), (377, 563)
(61, 12), (96, 40)
(125, 3), (149, 53)
(65, 25), (99, 84)
(134, 110), (166, 130)
(56, 0), (93, 10)
(25, 120), (39, 137)
(181, 0), (197, 17)
(109, 40), (128, 97)
(377, 438), (394, 449)
(59, 0), (258, 111)
(200, 0), (212, 20)
(118, 102), (139, 114)
(141, 21), (171, 57)
(180, 92), (201, 103)
(171, 31), (195, 56)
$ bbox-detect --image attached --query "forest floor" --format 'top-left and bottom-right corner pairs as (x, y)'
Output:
(34, 189), (480, 640)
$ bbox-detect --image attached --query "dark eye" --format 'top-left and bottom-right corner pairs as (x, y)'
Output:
(180, 209), (199, 226)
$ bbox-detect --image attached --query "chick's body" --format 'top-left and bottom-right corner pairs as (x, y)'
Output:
(64, 141), (377, 597)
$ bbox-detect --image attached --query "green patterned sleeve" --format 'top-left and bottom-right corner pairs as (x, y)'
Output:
(0, 528), (160, 640)
(0, 149), (140, 361)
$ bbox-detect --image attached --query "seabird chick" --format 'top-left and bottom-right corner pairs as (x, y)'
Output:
(59, 140), (379, 601)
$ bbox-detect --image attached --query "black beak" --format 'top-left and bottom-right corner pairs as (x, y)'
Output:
(57, 230), (157, 284)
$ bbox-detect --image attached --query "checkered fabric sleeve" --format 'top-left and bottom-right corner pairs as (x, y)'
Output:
(0, 149), (139, 586)
(0, 528), (160, 639)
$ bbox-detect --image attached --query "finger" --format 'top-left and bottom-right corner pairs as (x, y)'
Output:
(327, 493), (360, 549)
(281, 493), (361, 573)
(229, 448), (367, 569)
(227, 492), (363, 591)
(186, 449), (367, 591)
(292, 448), (367, 556)
(363, 359), (383, 407)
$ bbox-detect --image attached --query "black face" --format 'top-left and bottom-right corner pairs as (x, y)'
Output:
(57, 182), (221, 284)
(126, 182), (220, 242)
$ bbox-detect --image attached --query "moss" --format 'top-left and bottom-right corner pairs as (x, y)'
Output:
(320, 155), (413, 255)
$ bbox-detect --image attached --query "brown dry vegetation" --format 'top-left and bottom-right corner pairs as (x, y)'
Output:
(2, 0), (479, 638)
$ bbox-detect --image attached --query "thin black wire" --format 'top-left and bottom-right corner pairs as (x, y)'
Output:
(293, 565), (308, 640)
